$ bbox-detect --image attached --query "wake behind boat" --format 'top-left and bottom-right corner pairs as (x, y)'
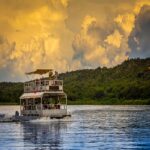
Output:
(0, 69), (71, 122)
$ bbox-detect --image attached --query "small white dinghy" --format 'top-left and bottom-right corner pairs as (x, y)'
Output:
(0, 113), (17, 122)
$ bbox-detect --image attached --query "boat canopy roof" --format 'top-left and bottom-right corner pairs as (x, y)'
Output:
(20, 91), (66, 99)
(20, 92), (43, 99)
(26, 69), (53, 75)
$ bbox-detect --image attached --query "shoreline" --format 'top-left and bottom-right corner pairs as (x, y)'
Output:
(0, 99), (150, 105)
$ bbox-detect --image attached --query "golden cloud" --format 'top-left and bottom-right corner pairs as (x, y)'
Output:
(0, 0), (150, 80)
(105, 30), (122, 48)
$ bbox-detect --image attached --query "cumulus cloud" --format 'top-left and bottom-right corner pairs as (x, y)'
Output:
(105, 30), (122, 48)
(129, 5), (150, 58)
(71, 0), (150, 69)
(114, 13), (135, 34)
(72, 16), (109, 67)
(0, 0), (150, 81)
(0, 35), (15, 67)
(72, 15), (129, 68)
(0, 0), (73, 80)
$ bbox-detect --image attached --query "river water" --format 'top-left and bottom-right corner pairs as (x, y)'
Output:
(0, 105), (150, 150)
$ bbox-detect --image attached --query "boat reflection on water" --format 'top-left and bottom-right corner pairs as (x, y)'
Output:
(22, 120), (69, 149)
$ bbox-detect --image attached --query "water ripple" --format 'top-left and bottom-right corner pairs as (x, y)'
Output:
(0, 105), (150, 150)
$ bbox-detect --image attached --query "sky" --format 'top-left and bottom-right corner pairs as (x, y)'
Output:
(0, 0), (150, 81)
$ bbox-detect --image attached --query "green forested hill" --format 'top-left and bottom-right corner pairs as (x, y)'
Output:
(0, 82), (23, 104)
(59, 58), (150, 104)
(0, 58), (150, 104)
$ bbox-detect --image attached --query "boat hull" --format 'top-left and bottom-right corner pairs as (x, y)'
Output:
(0, 109), (71, 122)
(21, 109), (67, 117)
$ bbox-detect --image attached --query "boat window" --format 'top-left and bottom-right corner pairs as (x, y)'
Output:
(28, 98), (34, 105)
(45, 80), (49, 85)
(49, 86), (59, 91)
(41, 80), (44, 86)
(35, 98), (41, 104)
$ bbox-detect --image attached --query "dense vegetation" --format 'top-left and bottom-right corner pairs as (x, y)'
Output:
(60, 58), (150, 104)
(0, 82), (23, 104)
(0, 58), (150, 104)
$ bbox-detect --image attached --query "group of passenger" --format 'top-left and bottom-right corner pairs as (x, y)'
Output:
(43, 103), (60, 109)
(22, 98), (61, 110)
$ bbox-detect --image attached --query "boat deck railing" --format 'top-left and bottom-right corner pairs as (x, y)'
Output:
(24, 79), (63, 93)
(21, 104), (65, 111)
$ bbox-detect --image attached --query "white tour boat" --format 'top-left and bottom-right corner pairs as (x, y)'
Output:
(0, 69), (71, 122)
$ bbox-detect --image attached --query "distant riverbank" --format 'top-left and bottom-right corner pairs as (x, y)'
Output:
(67, 99), (150, 105)
(0, 99), (150, 105)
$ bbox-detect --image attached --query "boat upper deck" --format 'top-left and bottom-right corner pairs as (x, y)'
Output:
(24, 78), (63, 93)
(23, 69), (63, 93)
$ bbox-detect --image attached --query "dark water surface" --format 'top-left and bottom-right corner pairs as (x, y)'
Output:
(0, 105), (150, 150)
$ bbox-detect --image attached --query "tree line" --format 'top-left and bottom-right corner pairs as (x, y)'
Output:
(0, 58), (150, 104)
